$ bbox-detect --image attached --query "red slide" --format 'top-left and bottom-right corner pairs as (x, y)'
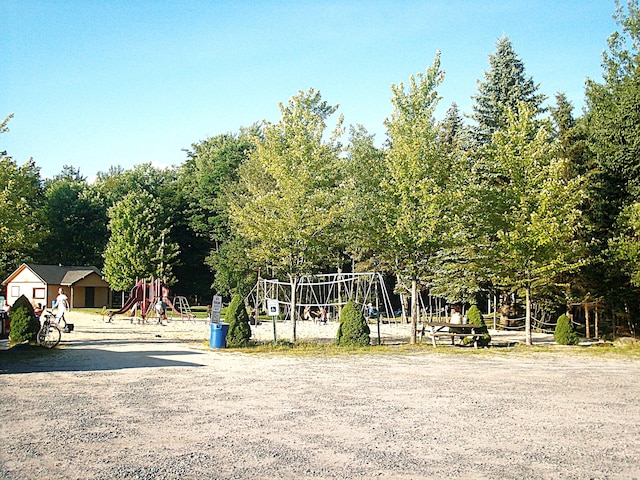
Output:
(108, 281), (144, 317)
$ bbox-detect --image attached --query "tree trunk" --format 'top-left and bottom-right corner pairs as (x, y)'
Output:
(525, 282), (532, 346)
(290, 274), (298, 342)
(612, 306), (617, 338)
(500, 292), (510, 328)
(397, 274), (408, 324)
(410, 278), (418, 344)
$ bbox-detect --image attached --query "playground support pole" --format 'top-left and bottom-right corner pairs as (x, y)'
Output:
(374, 256), (381, 346)
(272, 315), (277, 344)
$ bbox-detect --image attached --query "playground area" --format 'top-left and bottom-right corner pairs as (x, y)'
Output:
(58, 308), (554, 346)
(106, 278), (195, 323)
(1, 309), (639, 479)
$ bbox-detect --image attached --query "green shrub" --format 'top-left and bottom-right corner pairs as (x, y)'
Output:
(226, 294), (252, 347)
(554, 314), (579, 345)
(336, 301), (370, 346)
(9, 295), (40, 344)
(464, 304), (491, 347)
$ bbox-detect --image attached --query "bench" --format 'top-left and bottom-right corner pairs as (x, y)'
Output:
(426, 322), (485, 348)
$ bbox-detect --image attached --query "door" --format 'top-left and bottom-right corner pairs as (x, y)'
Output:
(85, 287), (95, 308)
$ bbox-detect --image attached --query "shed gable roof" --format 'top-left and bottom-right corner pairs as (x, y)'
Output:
(2, 263), (104, 286)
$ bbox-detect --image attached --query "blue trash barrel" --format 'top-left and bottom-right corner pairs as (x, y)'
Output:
(209, 322), (229, 348)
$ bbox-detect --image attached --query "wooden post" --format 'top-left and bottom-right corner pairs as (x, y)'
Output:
(255, 267), (261, 321)
(493, 293), (497, 330)
(410, 279), (418, 345)
(525, 282), (532, 346)
(585, 303), (590, 339)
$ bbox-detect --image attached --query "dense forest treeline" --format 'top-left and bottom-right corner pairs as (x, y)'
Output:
(2, 1), (640, 341)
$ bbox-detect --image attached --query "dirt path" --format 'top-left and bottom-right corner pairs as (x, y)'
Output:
(1, 312), (639, 479)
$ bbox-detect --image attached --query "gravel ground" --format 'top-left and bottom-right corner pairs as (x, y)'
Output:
(1, 312), (639, 480)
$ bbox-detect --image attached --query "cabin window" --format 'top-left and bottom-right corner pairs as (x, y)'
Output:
(33, 288), (45, 299)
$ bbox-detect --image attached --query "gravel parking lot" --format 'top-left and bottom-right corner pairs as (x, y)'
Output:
(1, 312), (639, 479)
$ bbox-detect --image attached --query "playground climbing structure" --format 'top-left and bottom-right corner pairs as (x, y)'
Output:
(107, 278), (194, 323)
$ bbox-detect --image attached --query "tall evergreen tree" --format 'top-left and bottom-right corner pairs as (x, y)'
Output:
(470, 36), (546, 144)
(550, 93), (589, 178)
(437, 102), (471, 154)
(583, 0), (640, 320)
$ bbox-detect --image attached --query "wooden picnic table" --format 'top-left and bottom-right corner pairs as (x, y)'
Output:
(426, 322), (485, 348)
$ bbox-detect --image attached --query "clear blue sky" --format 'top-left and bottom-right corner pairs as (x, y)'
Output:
(2, 0), (617, 181)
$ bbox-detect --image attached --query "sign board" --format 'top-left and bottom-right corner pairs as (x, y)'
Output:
(266, 298), (280, 316)
(211, 295), (222, 312)
(210, 311), (221, 323)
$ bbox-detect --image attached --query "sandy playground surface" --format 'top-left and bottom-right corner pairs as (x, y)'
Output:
(1, 310), (639, 479)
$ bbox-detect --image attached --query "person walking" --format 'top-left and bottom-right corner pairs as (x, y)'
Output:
(55, 287), (69, 320)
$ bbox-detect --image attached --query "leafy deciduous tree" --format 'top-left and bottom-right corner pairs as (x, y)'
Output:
(38, 166), (107, 267)
(479, 103), (584, 344)
(103, 191), (179, 291)
(230, 88), (345, 341)
(0, 116), (45, 280)
(374, 52), (455, 343)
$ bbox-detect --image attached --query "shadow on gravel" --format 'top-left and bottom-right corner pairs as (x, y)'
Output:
(0, 343), (207, 374)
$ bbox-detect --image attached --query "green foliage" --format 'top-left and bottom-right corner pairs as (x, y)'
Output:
(336, 301), (370, 346)
(554, 313), (579, 345)
(582, 1), (640, 318)
(0, 142), (45, 280)
(342, 125), (386, 257)
(8, 296), (39, 344)
(611, 202), (640, 286)
(464, 305), (491, 347)
(466, 305), (483, 325)
(103, 190), (180, 291)
(180, 131), (256, 297)
(225, 294), (251, 347)
(181, 131), (254, 241)
(230, 88), (345, 279)
(38, 168), (108, 267)
(207, 237), (256, 297)
(470, 36), (546, 144)
(229, 88), (345, 340)
(473, 103), (584, 340)
(372, 53), (458, 340)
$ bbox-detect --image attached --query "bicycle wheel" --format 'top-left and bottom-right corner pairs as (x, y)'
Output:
(37, 324), (61, 348)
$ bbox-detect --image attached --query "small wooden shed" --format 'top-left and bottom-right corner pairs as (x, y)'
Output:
(2, 263), (110, 309)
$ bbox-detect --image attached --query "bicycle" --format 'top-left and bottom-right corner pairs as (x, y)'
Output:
(37, 310), (65, 348)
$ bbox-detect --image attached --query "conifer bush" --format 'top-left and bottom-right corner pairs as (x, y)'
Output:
(336, 301), (370, 346)
(554, 314), (579, 345)
(8, 295), (40, 344)
(225, 294), (252, 347)
(464, 304), (491, 347)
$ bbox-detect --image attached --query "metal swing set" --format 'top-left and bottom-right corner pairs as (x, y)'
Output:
(246, 272), (397, 323)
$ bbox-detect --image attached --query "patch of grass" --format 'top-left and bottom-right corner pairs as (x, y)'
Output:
(203, 338), (640, 359)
